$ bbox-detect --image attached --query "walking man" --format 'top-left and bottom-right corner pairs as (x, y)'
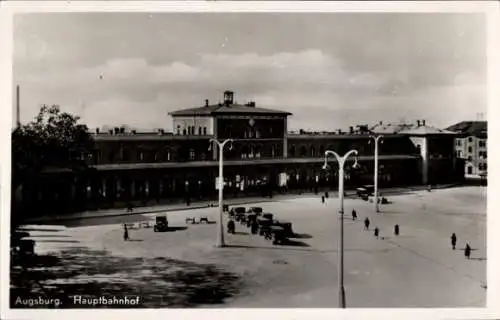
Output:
(394, 224), (399, 236)
(374, 227), (380, 239)
(321, 195), (325, 204)
(123, 224), (129, 241)
(364, 217), (370, 230)
(451, 233), (457, 250)
(465, 243), (471, 260)
(352, 209), (357, 221)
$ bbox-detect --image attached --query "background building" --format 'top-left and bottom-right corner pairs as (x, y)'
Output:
(446, 121), (487, 180)
(15, 91), (463, 216)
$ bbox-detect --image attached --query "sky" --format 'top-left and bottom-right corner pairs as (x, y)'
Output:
(13, 13), (487, 132)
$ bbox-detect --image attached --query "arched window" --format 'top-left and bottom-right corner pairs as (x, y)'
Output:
(121, 149), (130, 161)
(241, 146), (249, 159)
(300, 146), (307, 157)
(198, 127), (202, 135)
(203, 127), (207, 135)
(164, 149), (171, 161)
(255, 145), (262, 158)
(310, 146), (316, 157)
(289, 145), (296, 157)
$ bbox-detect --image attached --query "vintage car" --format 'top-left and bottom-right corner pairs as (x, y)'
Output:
(257, 217), (274, 236)
(229, 206), (246, 217)
(247, 206), (263, 216)
(357, 185), (374, 200)
(270, 226), (288, 245)
(262, 213), (274, 221)
(273, 220), (294, 236)
(153, 215), (169, 232)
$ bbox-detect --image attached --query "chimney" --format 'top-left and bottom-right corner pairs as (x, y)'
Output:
(417, 120), (421, 127)
(422, 119), (426, 126)
(205, 99), (209, 107)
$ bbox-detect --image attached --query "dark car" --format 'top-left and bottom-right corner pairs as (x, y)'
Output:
(262, 213), (274, 221)
(247, 207), (263, 216)
(357, 185), (374, 198)
(229, 206), (246, 217)
(273, 220), (293, 236)
(154, 215), (169, 232)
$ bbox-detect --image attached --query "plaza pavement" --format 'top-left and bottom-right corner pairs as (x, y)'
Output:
(22, 186), (486, 308)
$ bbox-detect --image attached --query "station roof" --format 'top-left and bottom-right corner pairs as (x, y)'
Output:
(169, 103), (292, 117)
(445, 121), (487, 138)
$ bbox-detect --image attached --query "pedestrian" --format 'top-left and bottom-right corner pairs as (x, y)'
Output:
(352, 209), (357, 221)
(374, 227), (379, 239)
(325, 191), (329, 198)
(364, 217), (370, 230)
(251, 220), (259, 235)
(123, 224), (129, 241)
(394, 224), (399, 236)
(321, 196), (325, 204)
(465, 243), (471, 260)
(451, 233), (457, 250)
(227, 219), (235, 234)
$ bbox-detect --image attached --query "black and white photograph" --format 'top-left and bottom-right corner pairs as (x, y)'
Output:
(1, 2), (499, 318)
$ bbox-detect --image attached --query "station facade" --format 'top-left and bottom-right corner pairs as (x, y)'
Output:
(18, 91), (464, 215)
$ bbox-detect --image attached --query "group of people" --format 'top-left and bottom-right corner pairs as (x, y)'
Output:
(350, 208), (472, 260)
(356, 212), (398, 239)
(451, 233), (472, 259)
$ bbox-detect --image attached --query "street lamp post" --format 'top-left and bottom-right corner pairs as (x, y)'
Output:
(209, 138), (233, 248)
(323, 149), (359, 309)
(369, 135), (383, 213)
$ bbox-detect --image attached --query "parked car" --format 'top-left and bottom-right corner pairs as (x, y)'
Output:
(229, 206), (246, 217)
(154, 215), (169, 232)
(357, 185), (374, 198)
(247, 206), (263, 216)
(273, 220), (293, 236)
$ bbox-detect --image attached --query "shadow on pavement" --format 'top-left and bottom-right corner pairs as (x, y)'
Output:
(11, 248), (243, 308)
(32, 240), (80, 243)
(19, 228), (64, 232)
(289, 233), (313, 239)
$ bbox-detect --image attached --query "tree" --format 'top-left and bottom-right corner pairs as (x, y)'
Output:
(11, 105), (95, 226)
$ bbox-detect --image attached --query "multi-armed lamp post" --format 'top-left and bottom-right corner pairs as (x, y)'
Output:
(369, 135), (383, 213)
(323, 149), (359, 308)
(209, 138), (233, 248)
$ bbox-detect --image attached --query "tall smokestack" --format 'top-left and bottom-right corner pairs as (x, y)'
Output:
(16, 85), (20, 128)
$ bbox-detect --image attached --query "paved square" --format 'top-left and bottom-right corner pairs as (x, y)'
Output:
(24, 186), (486, 307)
